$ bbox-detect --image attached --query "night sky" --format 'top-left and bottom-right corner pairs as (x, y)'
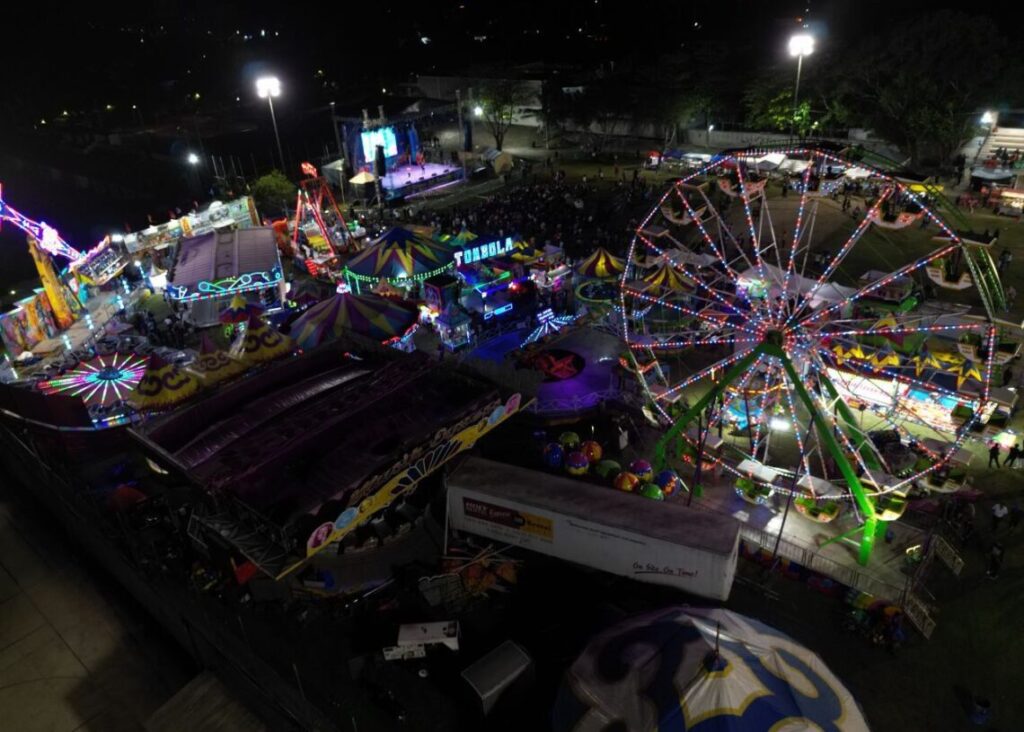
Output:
(0, 1), (1015, 289)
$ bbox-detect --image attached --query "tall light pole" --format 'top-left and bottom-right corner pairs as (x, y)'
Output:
(788, 33), (814, 137)
(256, 76), (285, 172)
(329, 101), (346, 205)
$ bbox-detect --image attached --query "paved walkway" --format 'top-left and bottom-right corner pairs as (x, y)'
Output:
(0, 482), (193, 732)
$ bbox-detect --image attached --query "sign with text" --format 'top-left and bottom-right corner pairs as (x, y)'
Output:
(448, 484), (737, 600)
(454, 236), (515, 267)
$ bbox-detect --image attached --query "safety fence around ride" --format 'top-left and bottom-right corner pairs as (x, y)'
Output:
(524, 388), (621, 415)
(735, 522), (906, 602)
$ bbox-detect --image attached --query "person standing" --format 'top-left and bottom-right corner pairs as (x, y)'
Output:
(987, 542), (1005, 579)
(1006, 443), (1022, 469)
(1009, 502), (1023, 531)
(988, 441), (1002, 468)
(998, 248), (1012, 275)
(992, 501), (1008, 532)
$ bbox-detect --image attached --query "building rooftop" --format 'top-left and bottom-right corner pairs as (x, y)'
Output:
(169, 227), (281, 299)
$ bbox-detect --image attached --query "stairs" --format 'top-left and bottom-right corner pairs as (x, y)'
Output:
(974, 126), (1024, 168)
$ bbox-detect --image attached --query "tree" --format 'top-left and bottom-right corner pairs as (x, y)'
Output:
(838, 11), (1018, 168)
(475, 79), (536, 151)
(743, 80), (812, 137)
(251, 170), (295, 218)
(528, 83), (573, 148)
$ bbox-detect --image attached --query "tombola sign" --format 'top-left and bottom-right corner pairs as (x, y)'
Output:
(303, 392), (525, 559)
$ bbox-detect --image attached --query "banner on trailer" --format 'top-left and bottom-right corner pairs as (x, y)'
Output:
(447, 484), (738, 600)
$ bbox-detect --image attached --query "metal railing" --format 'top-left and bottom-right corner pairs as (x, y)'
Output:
(525, 388), (620, 415)
(735, 523), (905, 601)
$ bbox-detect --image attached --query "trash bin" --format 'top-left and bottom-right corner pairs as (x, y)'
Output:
(970, 696), (991, 725)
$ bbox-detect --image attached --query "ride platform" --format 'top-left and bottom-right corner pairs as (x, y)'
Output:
(678, 470), (918, 601)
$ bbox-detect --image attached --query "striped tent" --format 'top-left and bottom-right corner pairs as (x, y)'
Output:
(188, 334), (247, 386)
(371, 279), (403, 298)
(913, 346), (942, 376)
(219, 293), (265, 323)
(643, 263), (693, 293)
(956, 358), (982, 388)
(510, 239), (542, 262)
(289, 292), (419, 348)
(130, 354), (202, 411)
(439, 228), (479, 247)
(869, 344), (901, 371)
(231, 313), (295, 366)
(344, 226), (454, 284)
(575, 247), (625, 279)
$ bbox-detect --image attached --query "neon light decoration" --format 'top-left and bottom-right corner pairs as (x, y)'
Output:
(37, 353), (147, 407)
(620, 146), (1002, 566)
(522, 308), (578, 347)
(453, 236), (515, 266)
(167, 265), (283, 301)
(483, 302), (514, 320)
(0, 184), (114, 265)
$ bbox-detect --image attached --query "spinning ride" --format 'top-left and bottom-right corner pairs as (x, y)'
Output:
(620, 146), (1003, 564)
(37, 352), (147, 408)
(0, 184), (128, 329)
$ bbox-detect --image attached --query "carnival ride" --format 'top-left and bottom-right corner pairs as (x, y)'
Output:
(292, 163), (358, 271)
(0, 184), (128, 329)
(620, 145), (1012, 565)
(36, 352), (147, 420)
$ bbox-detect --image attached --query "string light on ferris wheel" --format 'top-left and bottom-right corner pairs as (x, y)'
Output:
(621, 147), (999, 505)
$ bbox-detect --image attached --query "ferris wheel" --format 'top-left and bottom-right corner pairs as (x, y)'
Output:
(619, 145), (1009, 565)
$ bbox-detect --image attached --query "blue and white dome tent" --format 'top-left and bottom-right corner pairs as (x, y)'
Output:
(553, 606), (870, 732)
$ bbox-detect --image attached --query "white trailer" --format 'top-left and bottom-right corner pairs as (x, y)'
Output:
(446, 457), (740, 601)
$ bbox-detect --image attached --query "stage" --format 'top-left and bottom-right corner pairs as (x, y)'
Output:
(380, 163), (463, 200)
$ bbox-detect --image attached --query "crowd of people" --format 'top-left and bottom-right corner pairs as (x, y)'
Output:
(981, 146), (1023, 170)
(411, 168), (655, 261)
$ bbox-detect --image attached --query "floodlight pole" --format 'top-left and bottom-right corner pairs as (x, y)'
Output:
(330, 102), (346, 205)
(793, 53), (805, 108)
(267, 96), (285, 172)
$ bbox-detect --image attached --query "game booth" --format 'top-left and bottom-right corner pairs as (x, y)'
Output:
(123, 197), (260, 256)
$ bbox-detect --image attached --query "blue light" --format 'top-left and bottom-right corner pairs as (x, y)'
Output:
(483, 302), (514, 320)
(454, 236), (514, 267)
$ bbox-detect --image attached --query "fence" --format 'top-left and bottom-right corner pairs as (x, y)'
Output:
(525, 388), (620, 415)
(735, 523), (905, 602)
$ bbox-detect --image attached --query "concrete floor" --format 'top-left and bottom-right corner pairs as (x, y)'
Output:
(0, 481), (194, 732)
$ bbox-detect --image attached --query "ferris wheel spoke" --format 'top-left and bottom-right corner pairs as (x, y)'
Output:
(786, 187), (895, 326)
(747, 358), (782, 461)
(710, 354), (764, 428)
(630, 336), (760, 351)
(778, 163), (816, 320)
(672, 186), (745, 279)
(825, 321), (986, 339)
(797, 241), (959, 329)
(623, 287), (762, 338)
(733, 160), (770, 286)
(656, 347), (758, 403)
(708, 204), (760, 275)
(814, 354), (955, 451)
(830, 369), (953, 450)
(635, 231), (747, 315)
